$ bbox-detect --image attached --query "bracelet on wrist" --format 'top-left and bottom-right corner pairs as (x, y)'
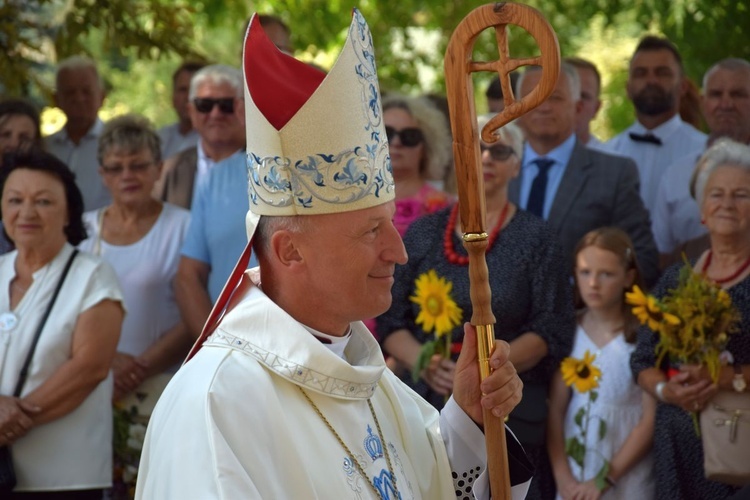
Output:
(655, 381), (667, 402)
(605, 475), (616, 488)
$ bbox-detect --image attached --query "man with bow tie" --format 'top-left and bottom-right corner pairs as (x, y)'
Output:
(603, 36), (707, 214)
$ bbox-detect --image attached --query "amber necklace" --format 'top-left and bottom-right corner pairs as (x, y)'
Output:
(299, 387), (399, 499)
(701, 250), (750, 284)
(444, 202), (509, 265)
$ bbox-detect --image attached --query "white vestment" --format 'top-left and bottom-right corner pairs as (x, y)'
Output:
(136, 280), (531, 499)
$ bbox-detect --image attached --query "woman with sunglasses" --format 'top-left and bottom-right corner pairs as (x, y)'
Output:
(362, 95), (454, 341)
(382, 94), (453, 236)
(78, 115), (192, 496)
(379, 115), (574, 499)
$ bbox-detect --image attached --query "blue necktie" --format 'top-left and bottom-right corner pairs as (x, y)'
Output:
(527, 158), (554, 218)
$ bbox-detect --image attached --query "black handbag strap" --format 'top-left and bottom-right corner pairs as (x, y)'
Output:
(12, 249), (79, 397)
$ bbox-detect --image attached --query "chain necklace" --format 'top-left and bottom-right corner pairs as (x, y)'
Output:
(299, 387), (400, 499)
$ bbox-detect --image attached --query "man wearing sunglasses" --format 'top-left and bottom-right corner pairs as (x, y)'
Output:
(154, 64), (246, 210)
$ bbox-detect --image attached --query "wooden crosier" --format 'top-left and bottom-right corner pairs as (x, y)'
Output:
(444, 3), (560, 498)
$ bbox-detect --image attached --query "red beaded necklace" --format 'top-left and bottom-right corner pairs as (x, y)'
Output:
(443, 202), (509, 266)
(701, 250), (750, 284)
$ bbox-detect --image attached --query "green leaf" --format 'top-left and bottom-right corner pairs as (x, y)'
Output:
(595, 462), (611, 491)
(598, 419), (608, 441)
(590, 390), (599, 402)
(574, 406), (585, 428)
(411, 340), (437, 382)
(565, 437), (585, 468)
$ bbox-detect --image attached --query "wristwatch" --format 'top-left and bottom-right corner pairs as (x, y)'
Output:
(733, 362), (746, 393)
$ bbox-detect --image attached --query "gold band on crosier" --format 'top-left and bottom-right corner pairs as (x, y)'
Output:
(463, 232), (489, 243)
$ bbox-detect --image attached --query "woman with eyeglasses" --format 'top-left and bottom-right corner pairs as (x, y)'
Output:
(379, 115), (574, 499)
(78, 114), (192, 496)
(382, 95), (453, 236)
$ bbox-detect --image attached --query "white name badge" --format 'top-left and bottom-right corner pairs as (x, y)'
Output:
(0, 311), (19, 332)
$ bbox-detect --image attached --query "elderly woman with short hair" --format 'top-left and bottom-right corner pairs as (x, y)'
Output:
(632, 138), (750, 499)
(78, 114), (192, 495)
(80, 114), (192, 403)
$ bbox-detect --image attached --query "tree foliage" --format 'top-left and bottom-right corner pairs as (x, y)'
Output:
(1, 0), (202, 99)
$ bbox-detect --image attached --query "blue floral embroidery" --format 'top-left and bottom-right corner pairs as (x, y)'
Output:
(295, 157), (326, 187)
(373, 470), (401, 500)
(334, 157), (368, 186)
(297, 195), (313, 208)
(367, 83), (379, 117)
(343, 457), (356, 477)
(264, 164), (292, 192)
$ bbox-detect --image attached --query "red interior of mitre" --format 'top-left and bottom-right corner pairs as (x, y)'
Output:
(243, 15), (327, 131)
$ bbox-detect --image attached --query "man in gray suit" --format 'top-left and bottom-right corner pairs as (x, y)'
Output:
(510, 63), (659, 286)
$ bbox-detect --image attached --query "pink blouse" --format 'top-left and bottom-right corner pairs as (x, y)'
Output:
(393, 183), (452, 237)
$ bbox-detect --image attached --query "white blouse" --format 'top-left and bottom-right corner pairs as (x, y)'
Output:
(0, 243), (124, 491)
(80, 202), (190, 358)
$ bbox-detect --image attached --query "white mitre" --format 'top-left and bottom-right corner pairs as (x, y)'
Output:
(242, 8), (394, 241)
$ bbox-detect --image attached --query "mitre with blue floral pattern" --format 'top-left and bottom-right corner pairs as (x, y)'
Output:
(242, 8), (393, 238)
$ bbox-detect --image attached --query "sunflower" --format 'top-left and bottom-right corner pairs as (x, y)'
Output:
(561, 350), (601, 393)
(626, 285), (673, 331)
(410, 269), (463, 338)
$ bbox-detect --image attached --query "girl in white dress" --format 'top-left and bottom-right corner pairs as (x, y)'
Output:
(548, 227), (656, 500)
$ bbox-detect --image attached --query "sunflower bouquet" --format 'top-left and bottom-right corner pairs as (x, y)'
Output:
(560, 350), (610, 488)
(410, 269), (463, 382)
(626, 264), (740, 383)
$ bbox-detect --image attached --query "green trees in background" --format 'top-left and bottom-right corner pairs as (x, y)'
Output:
(2, 0), (748, 138)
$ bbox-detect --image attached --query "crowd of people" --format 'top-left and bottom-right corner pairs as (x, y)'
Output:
(0, 9), (749, 500)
